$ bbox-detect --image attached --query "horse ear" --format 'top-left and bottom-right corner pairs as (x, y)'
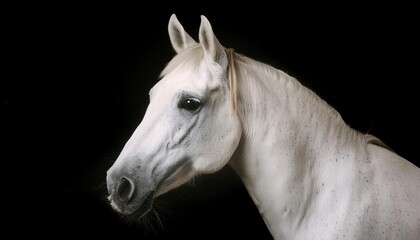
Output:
(199, 15), (228, 70)
(168, 14), (197, 53)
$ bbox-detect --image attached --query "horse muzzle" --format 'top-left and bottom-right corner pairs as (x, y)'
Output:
(106, 169), (155, 218)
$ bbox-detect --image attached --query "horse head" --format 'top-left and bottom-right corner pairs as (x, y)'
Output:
(106, 14), (241, 218)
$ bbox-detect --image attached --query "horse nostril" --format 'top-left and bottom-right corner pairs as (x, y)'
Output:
(116, 177), (135, 203)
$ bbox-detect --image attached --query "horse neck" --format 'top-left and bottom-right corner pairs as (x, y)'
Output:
(228, 54), (367, 239)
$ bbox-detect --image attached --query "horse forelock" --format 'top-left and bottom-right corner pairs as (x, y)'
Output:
(159, 45), (202, 78)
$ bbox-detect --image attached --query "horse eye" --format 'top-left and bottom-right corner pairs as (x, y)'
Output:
(179, 98), (201, 112)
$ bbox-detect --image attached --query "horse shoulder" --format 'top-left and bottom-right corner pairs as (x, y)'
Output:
(364, 144), (420, 237)
(367, 144), (420, 200)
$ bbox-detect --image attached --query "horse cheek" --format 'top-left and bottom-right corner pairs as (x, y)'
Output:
(203, 105), (241, 172)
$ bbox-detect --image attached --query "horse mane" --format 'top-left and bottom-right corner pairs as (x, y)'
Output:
(160, 44), (203, 78)
(161, 45), (392, 151)
(225, 48), (238, 111)
(225, 47), (345, 126)
(225, 48), (394, 151)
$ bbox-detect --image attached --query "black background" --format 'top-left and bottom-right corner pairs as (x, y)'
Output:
(4, 3), (419, 239)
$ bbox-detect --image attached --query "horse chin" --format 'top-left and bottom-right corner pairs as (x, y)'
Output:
(127, 192), (155, 220)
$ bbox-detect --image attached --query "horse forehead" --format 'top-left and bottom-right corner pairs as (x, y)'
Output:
(155, 63), (213, 95)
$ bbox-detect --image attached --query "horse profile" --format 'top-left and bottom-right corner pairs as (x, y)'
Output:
(106, 14), (420, 239)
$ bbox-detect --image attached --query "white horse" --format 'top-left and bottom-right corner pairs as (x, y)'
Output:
(106, 14), (420, 240)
